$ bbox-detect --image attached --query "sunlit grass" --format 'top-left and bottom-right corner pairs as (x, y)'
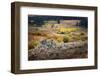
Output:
(57, 28), (79, 33)
(28, 40), (40, 49)
(28, 26), (87, 49)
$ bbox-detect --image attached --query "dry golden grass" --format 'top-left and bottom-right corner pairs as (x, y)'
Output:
(28, 27), (87, 49)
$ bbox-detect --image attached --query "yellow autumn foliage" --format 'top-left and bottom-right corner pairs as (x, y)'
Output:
(28, 40), (39, 49)
(56, 36), (63, 43)
(57, 28), (79, 33)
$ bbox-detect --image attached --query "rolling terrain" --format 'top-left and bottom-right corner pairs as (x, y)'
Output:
(28, 20), (88, 60)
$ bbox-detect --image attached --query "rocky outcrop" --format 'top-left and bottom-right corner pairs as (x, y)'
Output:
(28, 40), (87, 60)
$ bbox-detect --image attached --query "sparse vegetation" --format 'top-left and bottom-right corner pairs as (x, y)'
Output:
(28, 19), (88, 60)
(56, 36), (63, 43)
(28, 40), (40, 49)
(57, 28), (79, 33)
(63, 36), (69, 43)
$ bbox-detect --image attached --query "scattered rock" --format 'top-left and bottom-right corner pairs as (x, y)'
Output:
(28, 40), (88, 60)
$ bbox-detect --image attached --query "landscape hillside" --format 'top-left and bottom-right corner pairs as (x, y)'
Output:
(28, 15), (88, 60)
